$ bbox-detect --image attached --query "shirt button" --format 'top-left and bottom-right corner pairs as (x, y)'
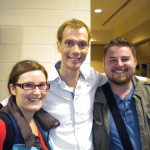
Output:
(55, 121), (59, 126)
(119, 101), (123, 104)
(125, 109), (128, 112)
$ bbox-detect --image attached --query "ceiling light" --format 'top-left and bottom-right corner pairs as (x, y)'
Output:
(94, 9), (102, 13)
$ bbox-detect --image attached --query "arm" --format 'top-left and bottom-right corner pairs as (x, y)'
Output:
(97, 73), (148, 87)
(0, 98), (9, 108)
(135, 75), (149, 81)
(0, 120), (6, 150)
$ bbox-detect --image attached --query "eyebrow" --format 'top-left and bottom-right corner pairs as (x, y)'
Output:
(64, 39), (88, 43)
(108, 56), (131, 59)
(22, 81), (46, 84)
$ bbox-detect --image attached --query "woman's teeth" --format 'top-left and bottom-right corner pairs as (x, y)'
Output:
(28, 98), (40, 102)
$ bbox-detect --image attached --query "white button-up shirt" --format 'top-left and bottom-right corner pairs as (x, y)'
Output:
(42, 61), (108, 150)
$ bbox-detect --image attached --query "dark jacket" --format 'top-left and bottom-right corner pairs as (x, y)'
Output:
(0, 96), (60, 149)
(93, 76), (150, 150)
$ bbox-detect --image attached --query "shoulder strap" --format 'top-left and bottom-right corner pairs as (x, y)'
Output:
(102, 82), (133, 150)
(0, 103), (3, 109)
(0, 112), (15, 150)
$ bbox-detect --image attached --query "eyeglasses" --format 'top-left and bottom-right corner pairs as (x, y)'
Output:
(14, 83), (50, 90)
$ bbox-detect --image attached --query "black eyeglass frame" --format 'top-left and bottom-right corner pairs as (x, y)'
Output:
(14, 83), (50, 90)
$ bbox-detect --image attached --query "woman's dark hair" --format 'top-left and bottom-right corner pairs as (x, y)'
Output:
(8, 60), (48, 94)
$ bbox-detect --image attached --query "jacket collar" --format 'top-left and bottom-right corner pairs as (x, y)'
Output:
(94, 85), (108, 104)
(1, 96), (59, 149)
(132, 75), (145, 96)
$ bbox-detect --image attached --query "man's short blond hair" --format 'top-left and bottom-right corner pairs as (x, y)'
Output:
(57, 18), (92, 43)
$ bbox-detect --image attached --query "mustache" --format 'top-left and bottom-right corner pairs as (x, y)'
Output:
(112, 67), (127, 72)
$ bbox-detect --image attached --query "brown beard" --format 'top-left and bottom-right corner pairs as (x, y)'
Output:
(109, 74), (129, 85)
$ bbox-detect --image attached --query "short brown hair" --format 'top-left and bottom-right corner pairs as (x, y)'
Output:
(57, 18), (92, 43)
(103, 37), (136, 58)
(8, 60), (48, 93)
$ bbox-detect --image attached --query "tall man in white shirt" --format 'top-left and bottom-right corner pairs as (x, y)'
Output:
(1, 19), (148, 150)
(42, 18), (107, 150)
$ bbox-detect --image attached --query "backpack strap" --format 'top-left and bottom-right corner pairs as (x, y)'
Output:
(0, 112), (15, 150)
(102, 82), (134, 150)
(0, 103), (3, 109)
(9, 115), (24, 144)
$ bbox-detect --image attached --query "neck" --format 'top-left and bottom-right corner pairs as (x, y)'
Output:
(109, 80), (132, 99)
(59, 68), (80, 92)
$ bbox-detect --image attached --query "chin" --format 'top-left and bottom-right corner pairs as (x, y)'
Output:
(30, 106), (42, 112)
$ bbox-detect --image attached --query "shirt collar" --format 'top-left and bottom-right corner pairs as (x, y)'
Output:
(47, 60), (61, 83)
(47, 61), (93, 83)
(80, 65), (94, 81)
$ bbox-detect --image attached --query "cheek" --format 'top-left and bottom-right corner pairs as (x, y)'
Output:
(42, 92), (48, 100)
(126, 62), (135, 68)
(16, 91), (29, 102)
(82, 50), (88, 57)
(104, 63), (112, 69)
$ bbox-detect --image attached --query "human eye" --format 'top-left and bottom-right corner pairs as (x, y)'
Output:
(79, 42), (87, 49)
(23, 83), (34, 89)
(65, 41), (73, 47)
(122, 58), (130, 62)
(39, 83), (46, 89)
(109, 59), (116, 62)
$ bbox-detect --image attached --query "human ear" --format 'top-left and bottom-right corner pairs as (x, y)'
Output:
(9, 84), (16, 96)
(57, 41), (61, 53)
(103, 58), (105, 69)
(134, 58), (137, 67)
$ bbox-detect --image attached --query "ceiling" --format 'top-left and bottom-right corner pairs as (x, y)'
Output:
(91, 0), (150, 44)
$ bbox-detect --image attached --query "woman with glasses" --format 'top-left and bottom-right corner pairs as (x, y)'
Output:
(0, 60), (59, 150)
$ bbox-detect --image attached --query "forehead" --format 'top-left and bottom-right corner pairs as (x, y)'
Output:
(106, 46), (133, 57)
(18, 70), (46, 82)
(62, 26), (88, 41)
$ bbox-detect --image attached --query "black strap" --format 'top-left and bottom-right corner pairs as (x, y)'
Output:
(0, 112), (14, 150)
(102, 82), (133, 150)
(0, 103), (3, 109)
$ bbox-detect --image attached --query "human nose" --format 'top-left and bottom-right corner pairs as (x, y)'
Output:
(72, 45), (80, 54)
(32, 86), (41, 95)
(117, 59), (123, 66)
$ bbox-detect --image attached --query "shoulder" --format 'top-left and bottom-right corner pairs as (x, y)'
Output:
(133, 76), (150, 97)
(47, 61), (60, 83)
(0, 118), (6, 129)
(0, 112), (15, 150)
(81, 66), (107, 80)
(0, 119), (6, 132)
(0, 112), (12, 126)
(0, 117), (6, 150)
(135, 76), (150, 87)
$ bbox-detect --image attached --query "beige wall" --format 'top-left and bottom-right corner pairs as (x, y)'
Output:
(0, 0), (91, 102)
(91, 44), (105, 73)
